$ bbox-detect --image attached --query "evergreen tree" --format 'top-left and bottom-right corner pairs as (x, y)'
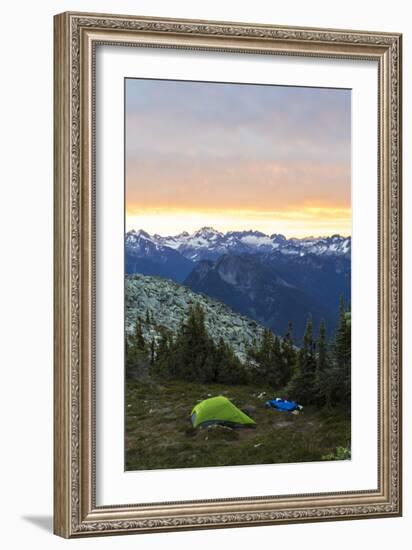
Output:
(258, 328), (275, 377)
(125, 317), (149, 379)
(286, 316), (317, 404)
(314, 319), (333, 407)
(248, 328), (284, 388)
(149, 337), (155, 366)
(317, 319), (327, 373)
(133, 317), (146, 352)
(280, 321), (297, 387)
(270, 335), (284, 387)
(125, 336), (132, 370)
(331, 296), (351, 409)
(215, 337), (248, 385)
(152, 304), (250, 385)
(171, 304), (216, 383)
(153, 328), (172, 378)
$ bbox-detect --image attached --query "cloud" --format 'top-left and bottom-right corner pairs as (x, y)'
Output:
(125, 78), (350, 163)
(125, 78), (351, 236)
(126, 158), (350, 212)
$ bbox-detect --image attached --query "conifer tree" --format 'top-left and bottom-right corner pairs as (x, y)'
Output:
(125, 317), (149, 379)
(286, 316), (317, 404)
(280, 321), (296, 387)
(133, 317), (147, 352)
(171, 304), (216, 382)
(125, 336), (133, 370)
(248, 328), (284, 388)
(314, 319), (332, 407)
(331, 296), (351, 409)
(215, 337), (247, 384)
(317, 319), (327, 372)
(150, 337), (155, 366)
(153, 328), (172, 378)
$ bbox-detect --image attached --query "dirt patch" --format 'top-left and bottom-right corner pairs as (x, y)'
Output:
(273, 420), (294, 428)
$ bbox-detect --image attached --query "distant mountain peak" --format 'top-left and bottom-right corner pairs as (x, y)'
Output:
(194, 226), (223, 237)
(270, 233), (287, 241)
(129, 228), (151, 239)
(125, 227), (351, 264)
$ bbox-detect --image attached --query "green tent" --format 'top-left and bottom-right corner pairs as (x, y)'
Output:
(191, 396), (256, 429)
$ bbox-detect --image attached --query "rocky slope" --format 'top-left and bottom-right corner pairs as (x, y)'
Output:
(125, 273), (266, 363)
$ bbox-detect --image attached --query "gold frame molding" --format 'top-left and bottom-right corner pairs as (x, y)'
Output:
(53, 11), (402, 538)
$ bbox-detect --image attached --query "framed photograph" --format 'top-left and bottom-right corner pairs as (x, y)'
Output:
(53, 12), (402, 538)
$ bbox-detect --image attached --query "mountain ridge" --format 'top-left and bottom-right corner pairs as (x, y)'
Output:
(184, 254), (340, 340)
(125, 227), (351, 340)
(126, 226), (351, 263)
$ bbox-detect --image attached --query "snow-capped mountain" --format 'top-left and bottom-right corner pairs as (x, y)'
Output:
(126, 227), (351, 263)
(125, 228), (351, 339)
(125, 229), (193, 282)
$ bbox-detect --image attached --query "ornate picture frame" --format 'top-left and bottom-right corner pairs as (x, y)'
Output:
(53, 11), (402, 538)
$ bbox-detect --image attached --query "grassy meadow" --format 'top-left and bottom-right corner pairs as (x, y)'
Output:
(125, 379), (350, 471)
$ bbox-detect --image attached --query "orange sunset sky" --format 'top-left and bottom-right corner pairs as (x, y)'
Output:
(125, 79), (351, 238)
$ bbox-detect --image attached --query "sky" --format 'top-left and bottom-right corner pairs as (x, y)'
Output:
(125, 78), (351, 238)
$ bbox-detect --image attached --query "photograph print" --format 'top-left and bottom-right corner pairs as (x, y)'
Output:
(124, 78), (351, 471)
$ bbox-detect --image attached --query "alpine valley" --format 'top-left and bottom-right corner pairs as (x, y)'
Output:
(125, 227), (351, 340)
